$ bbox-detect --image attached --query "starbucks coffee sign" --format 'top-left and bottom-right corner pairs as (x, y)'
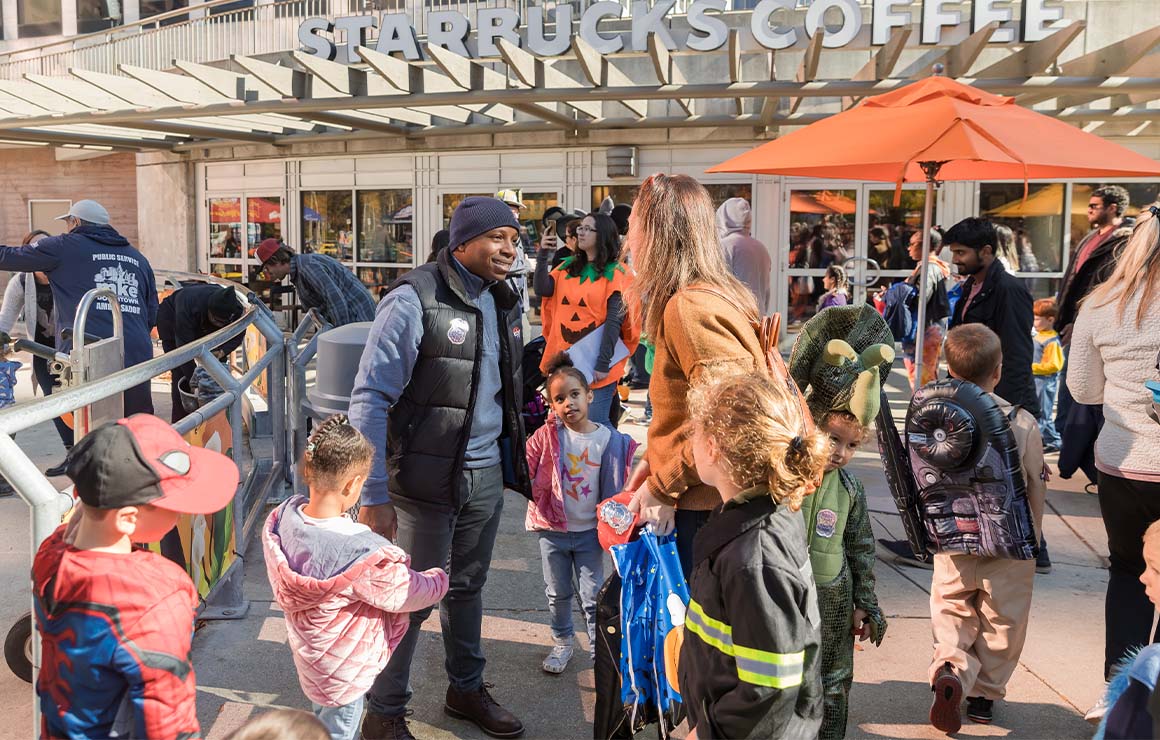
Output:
(299, 0), (1064, 63)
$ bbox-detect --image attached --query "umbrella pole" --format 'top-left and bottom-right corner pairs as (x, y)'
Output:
(913, 165), (941, 390)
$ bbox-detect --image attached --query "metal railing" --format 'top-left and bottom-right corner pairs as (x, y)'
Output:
(287, 306), (327, 499)
(0, 270), (290, 734)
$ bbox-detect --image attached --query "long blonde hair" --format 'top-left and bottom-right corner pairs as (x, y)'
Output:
(626, 173), (758, 339)
(687, 372), (827, 511)
(1085, 202), (1160, 327)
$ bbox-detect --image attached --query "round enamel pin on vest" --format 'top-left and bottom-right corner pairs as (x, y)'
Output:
(447, 318), (469, 345)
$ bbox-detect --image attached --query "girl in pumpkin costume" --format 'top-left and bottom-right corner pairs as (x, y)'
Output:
(539, 212), (640, 426)
(789, 306), (893, 739)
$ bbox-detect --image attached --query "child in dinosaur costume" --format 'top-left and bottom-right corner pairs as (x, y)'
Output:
(789, 306), (893, 739)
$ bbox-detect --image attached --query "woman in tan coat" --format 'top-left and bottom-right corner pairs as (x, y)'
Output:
(625, 173), (770, 575)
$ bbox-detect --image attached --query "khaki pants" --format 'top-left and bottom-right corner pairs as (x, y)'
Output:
(928, 552), (1035, 700)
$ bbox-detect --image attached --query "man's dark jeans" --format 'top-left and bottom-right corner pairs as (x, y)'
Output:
(366, 464), (506, 717)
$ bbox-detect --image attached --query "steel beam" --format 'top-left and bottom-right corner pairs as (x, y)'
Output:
(4, 77), (1160, 132)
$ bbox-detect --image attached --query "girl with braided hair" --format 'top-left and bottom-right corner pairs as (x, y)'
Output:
(262, 414), (449, 740)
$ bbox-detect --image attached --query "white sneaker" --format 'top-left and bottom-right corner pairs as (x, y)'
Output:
(1085, 695), (1109, 725)
(542, 642), (574, 674)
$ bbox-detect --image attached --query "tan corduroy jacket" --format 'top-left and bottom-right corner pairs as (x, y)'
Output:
(646, 287), (767, 511)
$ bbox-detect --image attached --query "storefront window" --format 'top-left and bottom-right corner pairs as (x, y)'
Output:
(1069, 182), (1160, 252)
(866, 189), (933, 273)
(591, 185), (638, 212)
(516, 192), (558, 249)
(590, 183), (753, 214)
(441, 193), (489, 229)
(787, 189), (856, 270)
(357, 190), (413, 264)
(786, 189), (856, 329)
(980, 183), (1066, 273)
(209, 198), (242, 258)
(210, 262), (244, 283)
(77, 0), (122, 33)
(18, 0), (61, 37)
(302, 191), (353, 262)
(358, 267), (410, 299)
(246, 196), (282, 261)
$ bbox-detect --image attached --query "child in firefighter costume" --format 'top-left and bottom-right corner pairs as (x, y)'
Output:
(789, 305), (893, 739)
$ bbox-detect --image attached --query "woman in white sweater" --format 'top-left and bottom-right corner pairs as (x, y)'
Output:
(1068, 202), (1160, 682)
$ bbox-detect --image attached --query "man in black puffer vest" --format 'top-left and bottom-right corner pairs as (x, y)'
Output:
(350, 196), (532, 740)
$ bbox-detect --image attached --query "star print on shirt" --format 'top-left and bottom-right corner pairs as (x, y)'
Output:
(564, 448), (600, 500)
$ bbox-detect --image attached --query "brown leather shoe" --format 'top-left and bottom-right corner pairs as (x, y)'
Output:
(360, 709), (416, 740)
(444, 682), (525, 738)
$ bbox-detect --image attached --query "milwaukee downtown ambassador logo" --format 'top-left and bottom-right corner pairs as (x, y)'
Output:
(93, 261), (143, 315)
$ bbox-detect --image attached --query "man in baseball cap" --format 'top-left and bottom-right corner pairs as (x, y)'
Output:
(349, 195), (532, 739)
(33, 414), (237, 739)
(254, 237), (375, 327)
(55, 199), (110, 226)
(0, 198), (159, 417)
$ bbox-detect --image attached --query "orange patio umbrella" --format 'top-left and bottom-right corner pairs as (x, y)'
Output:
(710, 75), (1160, 383)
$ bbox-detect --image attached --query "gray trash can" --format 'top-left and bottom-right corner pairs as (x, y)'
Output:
(306, 322), (373, 420)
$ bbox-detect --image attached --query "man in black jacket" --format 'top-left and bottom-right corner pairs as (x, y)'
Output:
(1054, 185), (1131, 443)
(349, 197), (532, 740)
(156, 284), (244, 422)
(946, 218), (1040, 418)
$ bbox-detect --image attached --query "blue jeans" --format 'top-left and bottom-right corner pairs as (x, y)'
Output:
(312, 695), (365, 740)
(588, 384), (616, 427)
(538, 529), (603, 646)
(1035, 374), (1062, 448)
(366, 465), (505, 717)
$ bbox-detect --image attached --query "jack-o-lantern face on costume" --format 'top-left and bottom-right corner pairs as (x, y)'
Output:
(559, 293), (599, 344)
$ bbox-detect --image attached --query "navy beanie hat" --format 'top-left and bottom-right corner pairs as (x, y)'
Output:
(448, 197), (520, 251)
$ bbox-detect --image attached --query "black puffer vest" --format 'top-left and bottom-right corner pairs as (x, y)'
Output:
(386, 249), (531, 509)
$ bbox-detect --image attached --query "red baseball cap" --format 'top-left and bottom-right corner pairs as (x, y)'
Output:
(597, 491), (641, 551)
(66, 414), (239, 514)
(255, 237), (284, 266)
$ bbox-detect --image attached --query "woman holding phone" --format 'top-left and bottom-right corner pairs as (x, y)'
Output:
(538, 213), (639, 426)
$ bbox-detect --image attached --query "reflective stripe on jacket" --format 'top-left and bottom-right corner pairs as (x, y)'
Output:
(678, 485), (823, 739)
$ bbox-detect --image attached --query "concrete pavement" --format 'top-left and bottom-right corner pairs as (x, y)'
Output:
(0, 362), (1110, 739)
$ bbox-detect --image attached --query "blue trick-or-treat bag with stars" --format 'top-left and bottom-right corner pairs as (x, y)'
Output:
(611, 529), (689, 731)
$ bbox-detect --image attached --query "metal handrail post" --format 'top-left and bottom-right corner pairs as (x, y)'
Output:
(289, 332), (320, 498)
(72, 288), (123, 354)
(71, 287), (125, 438)
(252, 305), (289, 489)
(1, 432), (80, 738)
(193, 346), (249, 619)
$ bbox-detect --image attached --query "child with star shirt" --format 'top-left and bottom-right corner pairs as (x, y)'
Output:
(525, 352), (638, 674)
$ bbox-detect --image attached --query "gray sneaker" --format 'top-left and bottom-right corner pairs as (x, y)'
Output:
(542, 641), (574, 674)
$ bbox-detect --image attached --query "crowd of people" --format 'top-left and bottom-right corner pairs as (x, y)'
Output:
(7, 175), (1160, 740)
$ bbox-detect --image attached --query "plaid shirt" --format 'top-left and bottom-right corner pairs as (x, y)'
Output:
(291, 253), (377, 326)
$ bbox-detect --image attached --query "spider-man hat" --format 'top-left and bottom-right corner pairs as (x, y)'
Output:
(597, 491), (642, 551)
(67, 414), (239, 513)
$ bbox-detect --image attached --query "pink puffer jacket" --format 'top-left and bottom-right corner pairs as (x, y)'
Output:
(263, 497), (448, 707)
(525, 413), (639, 532)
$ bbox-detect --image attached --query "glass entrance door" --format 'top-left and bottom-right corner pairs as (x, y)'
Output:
(781, 183), (937, 333)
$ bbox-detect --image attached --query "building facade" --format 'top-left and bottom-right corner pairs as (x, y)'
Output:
(0, 0), (1157, 335)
